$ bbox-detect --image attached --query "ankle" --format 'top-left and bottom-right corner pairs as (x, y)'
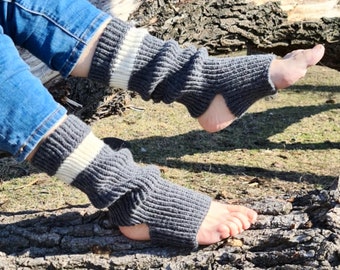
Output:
(197, 95), (237, 133)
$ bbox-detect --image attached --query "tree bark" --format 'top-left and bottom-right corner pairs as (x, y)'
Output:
(1, 177), (340, 269)
(132, 0), (340, 70)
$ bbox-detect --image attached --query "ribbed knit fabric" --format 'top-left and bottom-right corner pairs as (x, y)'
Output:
(89, 17), (277, 118)
(31, 115), (211, 247)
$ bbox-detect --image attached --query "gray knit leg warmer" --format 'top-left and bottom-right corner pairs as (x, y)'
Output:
(31, 115), (211, 248)
(89, 17), (277, 118)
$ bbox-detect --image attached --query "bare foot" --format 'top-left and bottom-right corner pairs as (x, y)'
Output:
(196, 201), (257, 245)
(197, 44), (325, 133)
(119, 201), (257, 245)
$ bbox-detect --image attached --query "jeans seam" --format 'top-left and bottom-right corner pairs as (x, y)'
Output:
(14, 2), (87, 45)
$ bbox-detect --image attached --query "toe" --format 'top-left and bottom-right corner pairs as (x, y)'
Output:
(226, 205), (258, 224)
(218, 224), (231, 240)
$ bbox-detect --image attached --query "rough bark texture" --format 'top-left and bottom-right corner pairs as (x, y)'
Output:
(45, 77), (134, 123)
(132, 0), (340, 70)
(1, 177), (340, 269)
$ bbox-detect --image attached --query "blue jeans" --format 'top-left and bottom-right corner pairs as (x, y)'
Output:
(0, 0), (110, 161)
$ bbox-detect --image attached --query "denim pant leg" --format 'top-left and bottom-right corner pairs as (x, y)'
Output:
(0, 0), (110, 161)
(0, 0), (110, 76)
(0, 27), (66, 161)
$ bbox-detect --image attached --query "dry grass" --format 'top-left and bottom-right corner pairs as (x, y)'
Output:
(0, 64), (339, 212)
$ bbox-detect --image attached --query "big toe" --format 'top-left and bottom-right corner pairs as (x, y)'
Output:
(309, 44), (325, 66)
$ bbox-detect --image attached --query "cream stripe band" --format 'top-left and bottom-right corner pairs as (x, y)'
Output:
(109, 27), (148, 89)
(55, 132), (105, 184)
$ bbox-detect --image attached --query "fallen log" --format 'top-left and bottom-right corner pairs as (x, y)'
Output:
(1, 177), (340, 269)
(132, 0), (340, 70)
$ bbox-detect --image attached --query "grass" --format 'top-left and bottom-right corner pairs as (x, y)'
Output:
(0, 64), (339, 212)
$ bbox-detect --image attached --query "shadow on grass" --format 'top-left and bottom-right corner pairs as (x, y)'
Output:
(292, 84), (340, 93)
(122, 103), (339, 184)
(0, 103), (338, 185)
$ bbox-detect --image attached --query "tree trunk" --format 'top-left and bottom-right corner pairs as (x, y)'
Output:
(1, 177), (340, 269)
(132, 0), (340, 70)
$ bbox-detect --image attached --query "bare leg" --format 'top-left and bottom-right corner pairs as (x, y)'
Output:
(70, 27), (324, 245)
(198, 44), (325, 133)
(73, 32), (324, 134)
(119, 45), (326, 245)
(70, 19), (111, 78)
(71, 22), (324, 134)
(30, 121), (256, 246)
